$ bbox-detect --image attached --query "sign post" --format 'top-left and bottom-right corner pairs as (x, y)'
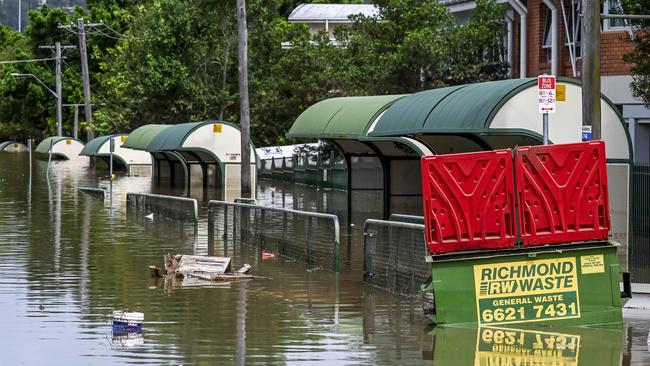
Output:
(109, 137), (114, 209)
(538, 75), (556, 145)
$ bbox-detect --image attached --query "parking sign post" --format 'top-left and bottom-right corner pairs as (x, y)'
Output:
(538, 75), (556, 145)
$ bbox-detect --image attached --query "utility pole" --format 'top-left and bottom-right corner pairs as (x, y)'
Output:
(62, 103), (105, 140)
(581, 0), (601, 140)
(237, 0), (251, 198)
(55, 42), (62, 136)
(18, 0), (21, 32)
(39, 43), (75, 136)
(77, 18), (95, 142)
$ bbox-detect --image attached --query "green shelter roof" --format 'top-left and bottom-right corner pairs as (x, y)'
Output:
(287, 95), (405, 139)
(35, 136), (83, 154)
(122, 124), (171, 150)
(80, 134), (126, 156)
(369, 78), (537, 136)
(147, 120), (217, 152)
(0, 141), (24, 150)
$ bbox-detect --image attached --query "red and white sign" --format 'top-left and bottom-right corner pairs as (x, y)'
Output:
(538, 75), (556, 114)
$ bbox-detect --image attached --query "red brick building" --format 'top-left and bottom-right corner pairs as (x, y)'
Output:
(445, 0), (649, 162)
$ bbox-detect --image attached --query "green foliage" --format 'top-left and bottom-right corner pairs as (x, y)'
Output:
(622, 0), (650, 106)
(0, 0), (509, 144)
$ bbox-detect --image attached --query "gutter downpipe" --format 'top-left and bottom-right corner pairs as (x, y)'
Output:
(507, 17), (514, 78)
(507, 0), (527, 78)
(542, 0), (559, 76)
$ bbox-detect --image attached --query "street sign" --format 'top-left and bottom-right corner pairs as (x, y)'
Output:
(538, 75), (556, 113)
(582, 125), (592, 141)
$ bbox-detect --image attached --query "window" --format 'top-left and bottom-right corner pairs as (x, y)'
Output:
(543, 9), (552, 62)
(602, 0), (627, 31)
(563, 1), (582, 59)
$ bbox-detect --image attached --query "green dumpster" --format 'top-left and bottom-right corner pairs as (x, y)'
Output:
(426, 241), (625, 327)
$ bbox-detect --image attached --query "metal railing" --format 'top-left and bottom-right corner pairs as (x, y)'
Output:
(126, 192), (198, 222)
(389, 213), (424, 224)
(363, 219), (430, 298)
(207, 200), (341, 271)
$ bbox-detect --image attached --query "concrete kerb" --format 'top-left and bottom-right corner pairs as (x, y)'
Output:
(207, 200), (341, 271)
(126, 192), (198, 222)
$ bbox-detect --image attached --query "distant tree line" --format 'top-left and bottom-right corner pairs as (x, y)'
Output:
(0, 0), (528, 144)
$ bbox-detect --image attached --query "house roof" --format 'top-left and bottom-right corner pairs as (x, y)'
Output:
(288, 4), (379, 22)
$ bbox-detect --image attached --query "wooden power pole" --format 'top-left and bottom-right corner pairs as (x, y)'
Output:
(237, 0), (252, 198)
(77, 18), (95, 142)
(581, 0), (601, 140)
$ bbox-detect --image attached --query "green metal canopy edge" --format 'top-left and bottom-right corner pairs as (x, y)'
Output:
(287, 95), (406, 139)
(35, 136), (84, 154)
(80, 134), (127, 156)
(147, 120), (241, 152)
(122, 124), (171, 151)
(369, 78), (539, 136)
(0, 141), (26, 150)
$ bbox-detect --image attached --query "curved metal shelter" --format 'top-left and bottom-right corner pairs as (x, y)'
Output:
(288, 95), (434, 218)
(80, 134), (152, 176)
(289, 77), (633, 270)
(124, 121), (256, 200)
(368, 77), (631, 161)
(34, 137), (85, 161)
(0, 141), (28, 152)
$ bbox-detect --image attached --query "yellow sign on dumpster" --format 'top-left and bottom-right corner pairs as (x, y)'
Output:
(474, 258), (581, 325)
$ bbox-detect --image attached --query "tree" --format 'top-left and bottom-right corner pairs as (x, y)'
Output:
(623, 1), (650, 106)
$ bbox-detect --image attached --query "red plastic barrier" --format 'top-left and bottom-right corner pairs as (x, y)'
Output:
(421, 150), (516, 254)
(515, 141), (610, 246)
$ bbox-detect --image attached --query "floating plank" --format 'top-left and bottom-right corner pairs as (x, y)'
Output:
(176, 255), (231, 276)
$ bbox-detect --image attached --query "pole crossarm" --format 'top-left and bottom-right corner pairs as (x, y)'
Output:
(0, 58), (57, 64)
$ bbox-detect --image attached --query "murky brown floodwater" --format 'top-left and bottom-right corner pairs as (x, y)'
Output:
(1, 153), (649, 365)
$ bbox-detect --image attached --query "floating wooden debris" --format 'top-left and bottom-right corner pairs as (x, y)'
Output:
(149, 254), (269, 286)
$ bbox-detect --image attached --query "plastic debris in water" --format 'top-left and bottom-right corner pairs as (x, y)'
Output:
(261, 251), (278, 260)
(112, 311), (144, 332)
(145, 213), (154, 220)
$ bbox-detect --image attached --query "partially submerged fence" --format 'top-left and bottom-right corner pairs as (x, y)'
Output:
(388, 214), (424, 224)
(126, 193), (198, 222)
(207, 200), (340, 271)
(363, 219), (429, 298)
(79, 187), (106, 201)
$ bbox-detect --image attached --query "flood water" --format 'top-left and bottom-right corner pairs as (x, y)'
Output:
(1, 153), (650, 365)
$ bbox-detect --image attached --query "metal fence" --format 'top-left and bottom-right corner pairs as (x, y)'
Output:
(389, 214), (424, 224)
(631, 164), (650, 284)
(207, 200), (341, 271)
(126, 193), (198, 222)
(363, 219), (430, 298)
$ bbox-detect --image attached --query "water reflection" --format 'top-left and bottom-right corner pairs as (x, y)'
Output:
(426, 325), (627, 366)
(1, 154), (650, 365)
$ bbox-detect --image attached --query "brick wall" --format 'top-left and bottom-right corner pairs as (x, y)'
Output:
(510, 0), (634, 79)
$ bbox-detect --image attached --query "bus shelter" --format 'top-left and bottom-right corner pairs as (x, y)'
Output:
(367, 77), (632, 271)
(80, 134), (153, 176)
(35, 136), (86, 161)
(0, 141), (28, 152)
(124, 121), (256, 199)
(287, 95), (434, 219)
